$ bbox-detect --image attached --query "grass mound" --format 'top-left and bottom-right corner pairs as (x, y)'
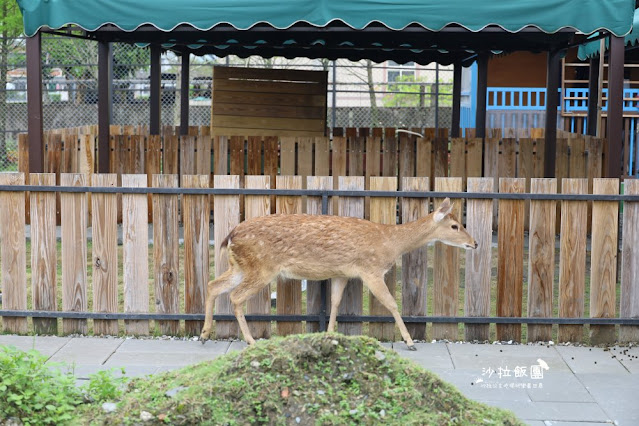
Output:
(81, 333), (523, 425)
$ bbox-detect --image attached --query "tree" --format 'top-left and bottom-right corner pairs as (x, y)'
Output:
(382, 74), (453, 108)
(0, 0), (23, 166)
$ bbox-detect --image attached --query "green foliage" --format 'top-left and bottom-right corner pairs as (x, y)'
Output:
(0, 0), (23, 38)
(83, 368), (128, 403)
(0, 345), (82, 425)
(383, 74), (452, 107)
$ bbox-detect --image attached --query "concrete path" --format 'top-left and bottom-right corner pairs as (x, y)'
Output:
(1, 335), (637, 425)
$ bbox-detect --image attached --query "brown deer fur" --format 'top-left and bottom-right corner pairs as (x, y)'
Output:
(200, 198), (477, 350)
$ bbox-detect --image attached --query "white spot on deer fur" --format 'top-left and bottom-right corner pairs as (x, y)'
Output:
(230, 272), (243, 288)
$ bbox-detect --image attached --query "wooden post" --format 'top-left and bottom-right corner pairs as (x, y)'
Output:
(213, 175), (240, 338)
(60, 173), (88, 335)
(183, 175), (210, 337)
(30, 173), (57, 334)
(0, 173), (27, 333)
(152, 174), (180, 336)
(337, 176), (365, 336)
(558, 179), (588, 343)
(369, 177), (397, 340)
(401, 177), (430, 341)
(589, 179), (619, 345)
(245, 176), (271, 339)
(464, 177), (494, 341)
(276, 176), (304, 336)
(544, 49), (561, 178)
(433, 177), (463, 340)
(606, 35), (624, 178)
(98, 41), (112, 173)
(451, 61), (462, 138)
(149, 45), (161, 135)
(587, 58), (600, 137)
(527, 178), (557, 342)
(306, 176), (333, 333)
(26, 33), (43, 173)
(621, 179), (639, 342)
(496, 178), (526, 342)
(122, 174), (149, 335)
(475, 53), (488, 139)
(91, 174), (119, 336)
(180, 52), (190, 136)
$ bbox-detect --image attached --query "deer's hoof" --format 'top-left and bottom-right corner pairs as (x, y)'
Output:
(407, 344), (417, 351)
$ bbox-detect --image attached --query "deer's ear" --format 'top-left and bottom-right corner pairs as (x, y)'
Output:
(434, 198), (454, 222)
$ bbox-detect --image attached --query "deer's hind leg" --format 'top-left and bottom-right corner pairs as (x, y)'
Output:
(229, 270), (275, 345)
(200, 269), (242, 343)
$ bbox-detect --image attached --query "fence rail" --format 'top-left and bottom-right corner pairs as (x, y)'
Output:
(1, 173), (638, 344)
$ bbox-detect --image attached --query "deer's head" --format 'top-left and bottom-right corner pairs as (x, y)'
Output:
(432, 198), (478, 250)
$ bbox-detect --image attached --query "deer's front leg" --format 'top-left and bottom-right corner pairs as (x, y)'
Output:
(327, 277), (348, 333)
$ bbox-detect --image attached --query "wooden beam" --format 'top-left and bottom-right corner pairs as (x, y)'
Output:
(180, 52), (190, 136)
(98, 41), (112, 173)
(150, 45), (161, 135)
(544, 49), (561, 178)
(475, 54), (488, 139)
(451, 61), (462, 138)
(26, 33), (43, 173)
(606, 35), (624, 178)
(586, 57), (599, 137)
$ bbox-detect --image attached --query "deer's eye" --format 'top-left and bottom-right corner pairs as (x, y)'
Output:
(452, 224), (459, 231)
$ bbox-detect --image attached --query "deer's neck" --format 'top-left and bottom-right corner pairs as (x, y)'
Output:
(391, 213), (438, 255)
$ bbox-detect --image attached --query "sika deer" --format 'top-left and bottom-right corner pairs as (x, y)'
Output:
(199, 198), (477, 350)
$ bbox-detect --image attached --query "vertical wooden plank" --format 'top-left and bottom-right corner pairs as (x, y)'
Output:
(398, 134), (415, 180)
(146, 135), (161, 222)
(337, 176), (365, 336)
(306, 176), (333, 333)
(569, 136), (586, 178)
(247, 136), (263, 175)
(499, 138), (517, 178)
(527, 178), (557, 342)
(365, 136), (382, 220)
(432, 138), (448, 180)
(60, 173), (88, 334)
(30, 173), (57, 334)
(519, 138), (534, 230)
(280, 136), (296, 175)
(465, 138), (483, 178)
(589, 178), (619, 345)
(450, 138), (466, 181)
(163, 134), (179, 175)
(464, 178), (494, 341)
(496, 178), (526, 342)
(620, 179), (639, 342)
(401, 177), (429, 340)
(214, 175), (241, 338)
(229, 136), (245, 176)
(332, 136), (347, 212)
(182, 175), (210, 336)
(415, 137), (432, 178)
(558, 179), (588, 343)
(264, 136), (279, 214)
(180, 135), (196, 177)
(122, 174), (149, 335)
(213, 135), (228, 175)
(484, 138), (499, 226)
(298, 137), (313, 178)
(91, 174), (119, 336)
(432, 177), (463, 340)
(196, 135), (212, 176)
(382, 135), (397, 178)
(245, 176), (271, 339)
(276, 176), (304, 336)
(349, 136), (365, 176)
(152, 174), (180, 336)
(0, 173), (27, 334)
(314, 137), (330, 176)
(369, 177), (398, 340)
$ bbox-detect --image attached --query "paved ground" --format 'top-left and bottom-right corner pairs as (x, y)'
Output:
(1, 335), (637, 425)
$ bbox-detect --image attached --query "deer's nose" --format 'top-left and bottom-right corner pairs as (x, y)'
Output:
(474, 241), (478, 249)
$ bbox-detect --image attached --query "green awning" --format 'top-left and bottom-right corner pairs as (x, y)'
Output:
(17, 0), (635, 38)
(578, 8), (639, 60)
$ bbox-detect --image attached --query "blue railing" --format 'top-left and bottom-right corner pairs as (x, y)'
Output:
(459, 87), (639, 176)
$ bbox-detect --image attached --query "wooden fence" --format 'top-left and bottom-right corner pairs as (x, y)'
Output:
(1, 173), (638, 344)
